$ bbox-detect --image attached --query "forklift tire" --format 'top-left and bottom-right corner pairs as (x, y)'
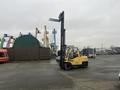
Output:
(64, 62), (72, 70)
(82, 62), (88, 68)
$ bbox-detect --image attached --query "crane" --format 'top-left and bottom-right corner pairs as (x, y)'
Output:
(52, 28), (57, 47)
(0, 34), (6, 48)
(6, 36), (15, 48)
(50, 28), (57, 55)
(42, 25), (49, 47)
(35, 27), (41, 38)
(4, 34), (15, 48)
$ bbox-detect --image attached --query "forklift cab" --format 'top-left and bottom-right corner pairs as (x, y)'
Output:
(56, 47), (79, 62)
(65, 47), (79, 59)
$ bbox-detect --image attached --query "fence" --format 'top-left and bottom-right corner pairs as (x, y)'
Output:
(7, 47), (51, 61)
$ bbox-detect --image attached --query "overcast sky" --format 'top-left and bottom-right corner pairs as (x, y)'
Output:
(0, 0), (120, 48)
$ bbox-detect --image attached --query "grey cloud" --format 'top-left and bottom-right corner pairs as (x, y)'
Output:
(0, 0), (120, 48)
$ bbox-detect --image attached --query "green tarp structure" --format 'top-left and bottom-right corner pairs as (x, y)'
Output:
(13, 34), (41, 48)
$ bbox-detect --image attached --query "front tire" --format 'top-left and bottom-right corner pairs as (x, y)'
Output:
(64, 62), (72, 70)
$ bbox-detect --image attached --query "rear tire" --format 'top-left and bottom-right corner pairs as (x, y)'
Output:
(64, 62), (72, 70)
(82, 62), (88, 68)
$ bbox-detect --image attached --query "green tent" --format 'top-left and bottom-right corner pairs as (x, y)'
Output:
(13, 34), (41, 48)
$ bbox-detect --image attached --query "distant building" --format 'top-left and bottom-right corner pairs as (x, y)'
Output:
(111, 47), (120, 54)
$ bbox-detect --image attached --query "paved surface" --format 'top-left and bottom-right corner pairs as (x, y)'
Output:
(0, 55), (120, 90)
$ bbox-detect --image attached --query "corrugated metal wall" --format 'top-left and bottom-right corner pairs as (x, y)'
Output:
(39, 48), (51, 60)
(7, 48), (15, 61)
(7, 47), (51, 61)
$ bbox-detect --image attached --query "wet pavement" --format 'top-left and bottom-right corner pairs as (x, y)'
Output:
(0, 55), (120, 90)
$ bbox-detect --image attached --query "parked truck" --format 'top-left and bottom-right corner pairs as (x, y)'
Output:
(81, 48), (96, 58)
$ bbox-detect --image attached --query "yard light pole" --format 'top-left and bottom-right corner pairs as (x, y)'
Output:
(49, 11), (66, 69)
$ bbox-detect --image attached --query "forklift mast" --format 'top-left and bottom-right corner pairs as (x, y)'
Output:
(49, 11), (66, 69)
(59, 11), (66, 68)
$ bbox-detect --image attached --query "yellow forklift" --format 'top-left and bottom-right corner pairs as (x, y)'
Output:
(50, 11), (88, 70)
(64, 46), (88, 70)
(56, 46), (88, 70)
